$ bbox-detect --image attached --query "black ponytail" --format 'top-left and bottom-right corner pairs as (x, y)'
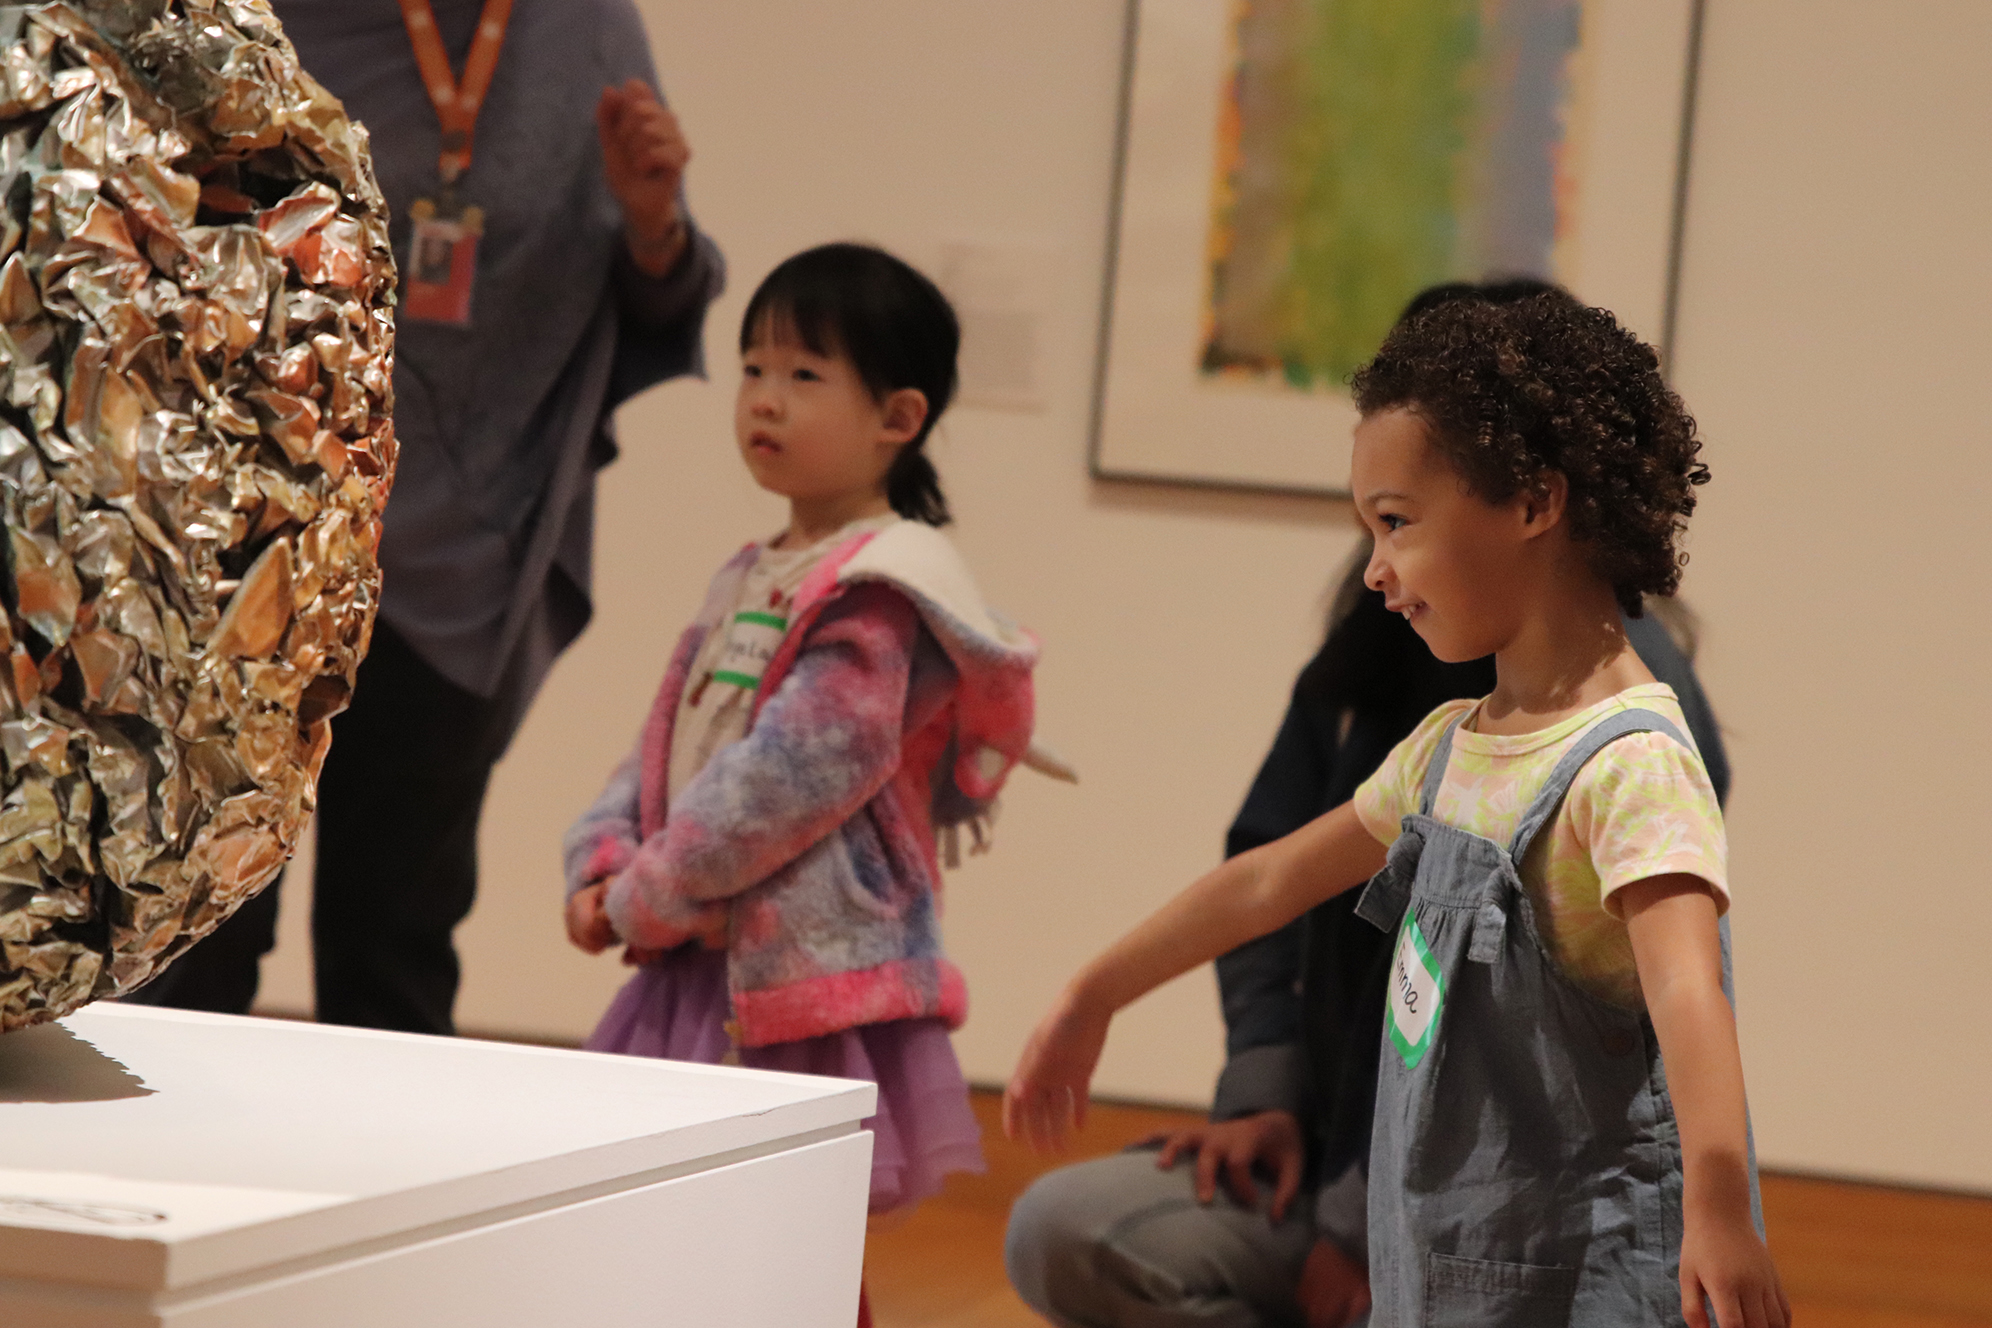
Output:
(885, 443), (949, 526)
(741, 243), (959, 526)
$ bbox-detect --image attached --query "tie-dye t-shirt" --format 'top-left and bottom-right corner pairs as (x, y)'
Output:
(1353, 683), (1726, 1010)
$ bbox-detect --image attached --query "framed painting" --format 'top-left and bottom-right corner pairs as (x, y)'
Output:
(1089, 0), (1704, 496)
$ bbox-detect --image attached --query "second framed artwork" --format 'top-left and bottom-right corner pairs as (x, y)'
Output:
(1090, 0), (1704, 496)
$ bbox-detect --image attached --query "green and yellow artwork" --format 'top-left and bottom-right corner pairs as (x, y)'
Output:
(1203, 0), (1586, 392)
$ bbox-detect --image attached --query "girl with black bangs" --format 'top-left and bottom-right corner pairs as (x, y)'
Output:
(565, 243), (1059, 1327)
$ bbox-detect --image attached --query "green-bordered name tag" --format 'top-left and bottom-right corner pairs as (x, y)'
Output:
(1387, 911), (1444, 1068)
(711, 609), (788, 691)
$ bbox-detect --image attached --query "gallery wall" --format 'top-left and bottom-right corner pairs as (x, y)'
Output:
(1661, 0), (1992, 1191)
(258, 0), (1992, 1192)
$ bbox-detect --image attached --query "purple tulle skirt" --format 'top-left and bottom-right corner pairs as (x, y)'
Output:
(585, 947), (984, 1214)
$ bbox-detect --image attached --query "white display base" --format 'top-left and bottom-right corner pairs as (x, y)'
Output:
(0, 1004), (876, 1326)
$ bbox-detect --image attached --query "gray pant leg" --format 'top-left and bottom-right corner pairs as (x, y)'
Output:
(1005, 1149), (1316, 1328)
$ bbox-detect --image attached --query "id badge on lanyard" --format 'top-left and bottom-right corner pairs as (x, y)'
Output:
(397, 0), (514, 326)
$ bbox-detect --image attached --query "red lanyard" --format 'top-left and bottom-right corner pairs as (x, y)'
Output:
(397, 0), (515, 185)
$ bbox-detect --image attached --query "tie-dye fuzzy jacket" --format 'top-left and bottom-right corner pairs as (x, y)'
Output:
(563, 522), (1039, 1047)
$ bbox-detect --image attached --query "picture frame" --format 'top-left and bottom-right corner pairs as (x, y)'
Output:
(1088, 0), (1706, 497)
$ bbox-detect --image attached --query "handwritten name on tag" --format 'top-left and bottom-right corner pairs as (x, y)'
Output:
(1388, 911), (1444, 1068)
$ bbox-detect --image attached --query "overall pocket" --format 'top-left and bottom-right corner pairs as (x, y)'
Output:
(1423, 1252), (1578, 1327)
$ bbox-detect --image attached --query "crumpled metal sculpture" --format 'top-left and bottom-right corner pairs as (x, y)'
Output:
(0, 0), (395, 1029)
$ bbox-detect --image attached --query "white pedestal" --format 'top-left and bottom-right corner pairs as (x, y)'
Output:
(0, 1004), (876, 1326)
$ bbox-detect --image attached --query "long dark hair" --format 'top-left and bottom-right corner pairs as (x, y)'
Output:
(739, 243), (959, 526)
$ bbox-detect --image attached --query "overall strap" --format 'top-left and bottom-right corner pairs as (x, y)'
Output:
(1353, 714), (1468, 935)
(1507, 708), (1690, 865)
(1417, 714), (1469, 816)
(1457, 708), (1691, 965)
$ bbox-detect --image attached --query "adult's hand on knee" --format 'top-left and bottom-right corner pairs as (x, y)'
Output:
(1297, 1237), (1370, 1328)
(1149, 1110), (1304, 1221)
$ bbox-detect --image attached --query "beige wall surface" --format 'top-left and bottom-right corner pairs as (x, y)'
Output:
(1664, 1), (1992, 1190)
(259, 0), (1991, 1190)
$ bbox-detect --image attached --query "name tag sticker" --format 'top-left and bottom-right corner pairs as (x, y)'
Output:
(1388, 911), (1444, 1068)
(711, 610), (788, 692)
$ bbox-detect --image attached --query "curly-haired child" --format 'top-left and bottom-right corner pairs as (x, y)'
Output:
(1006, 293), (1788, 1328)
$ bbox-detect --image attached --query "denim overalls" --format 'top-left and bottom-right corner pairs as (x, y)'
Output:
(1353, 708), (1760, 1326)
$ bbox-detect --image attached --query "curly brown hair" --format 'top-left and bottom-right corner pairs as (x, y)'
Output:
(1349, 293), (1709, 615)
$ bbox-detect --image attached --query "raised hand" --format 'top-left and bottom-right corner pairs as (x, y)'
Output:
(596, 78), (690, 275)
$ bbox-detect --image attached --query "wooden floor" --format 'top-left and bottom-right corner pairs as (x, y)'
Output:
(865, 1093), (1992, 1328)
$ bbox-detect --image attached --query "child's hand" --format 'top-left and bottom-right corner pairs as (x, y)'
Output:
(565, 882), (618, 954)
(1681, 1210), (1791, 1328)
(617, 903), (730, 967)
(1002, 989), (1109, 1153)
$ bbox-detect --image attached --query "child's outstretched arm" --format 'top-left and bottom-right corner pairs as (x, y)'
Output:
(1004, 801), (1387, 1152)
(1621, 875), (1791, 1328)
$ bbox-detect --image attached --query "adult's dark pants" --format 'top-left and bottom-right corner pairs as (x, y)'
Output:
(124, 623), (512, 1035)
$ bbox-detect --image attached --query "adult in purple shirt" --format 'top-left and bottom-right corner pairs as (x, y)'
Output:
(132, 0), (725, 1033)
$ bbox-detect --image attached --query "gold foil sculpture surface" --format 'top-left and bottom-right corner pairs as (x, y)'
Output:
(0, 0), (395, 1029)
